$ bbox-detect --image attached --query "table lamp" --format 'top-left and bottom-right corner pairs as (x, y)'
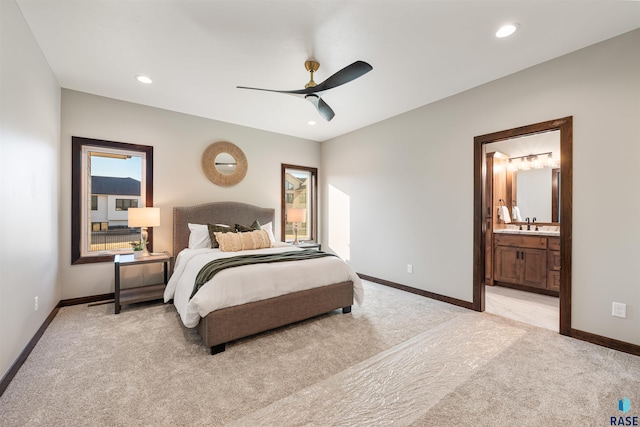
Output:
(287, 208), (306, 245)
(128, 207), (160, 256)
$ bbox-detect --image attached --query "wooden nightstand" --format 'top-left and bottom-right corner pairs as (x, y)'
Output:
(114, 252), (173, 314)
(295, 242), (322, 251)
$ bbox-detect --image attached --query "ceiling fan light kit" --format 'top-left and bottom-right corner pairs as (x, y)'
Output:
(237, 60), (372, 121)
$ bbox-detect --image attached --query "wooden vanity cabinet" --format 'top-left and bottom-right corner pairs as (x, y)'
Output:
(493, 245), (520, 284)
(494, 234), (548, 290)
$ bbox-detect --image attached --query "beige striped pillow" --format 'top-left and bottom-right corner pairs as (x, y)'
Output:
(214, 229), (272, 252)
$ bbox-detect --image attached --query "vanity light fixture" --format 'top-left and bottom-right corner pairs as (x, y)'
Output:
(308, 120), (316, 126)
(532, 156), (542, 169)
(509, 152), (559, 171)
(496, 23), (519, 38)
(136, 75), (153, 84)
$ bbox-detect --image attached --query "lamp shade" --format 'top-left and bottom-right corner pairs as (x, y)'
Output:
(287, 208), (306, 223)
(128, 207), (160, 227)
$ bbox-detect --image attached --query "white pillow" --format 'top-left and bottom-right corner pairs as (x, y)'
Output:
(188, 223), (210, 249)
(261, 221), (276, 243)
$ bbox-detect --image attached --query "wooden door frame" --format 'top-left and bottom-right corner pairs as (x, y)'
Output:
(473, 117), (573, 336)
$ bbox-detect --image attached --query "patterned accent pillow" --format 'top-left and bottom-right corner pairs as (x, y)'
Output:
(214, 229), (272, 252)
(235, 220), (261, 233)
(207, 223), (233, 248)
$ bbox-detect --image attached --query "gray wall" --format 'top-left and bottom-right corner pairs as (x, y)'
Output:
(0, 0), (62, 379)
(321, 29), (640, 345)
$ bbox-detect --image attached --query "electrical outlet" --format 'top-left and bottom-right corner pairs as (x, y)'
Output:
(407, 264), (413, 274)
(612, 302), (626, 318)
(34, 296), (38, 311)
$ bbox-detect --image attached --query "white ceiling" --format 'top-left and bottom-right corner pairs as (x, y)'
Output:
(16, 1), (640, 142)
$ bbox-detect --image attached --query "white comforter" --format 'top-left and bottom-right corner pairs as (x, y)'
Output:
(164, 242), (364, 328)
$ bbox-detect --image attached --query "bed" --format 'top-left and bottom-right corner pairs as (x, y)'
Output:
(164, 201), (364, 354)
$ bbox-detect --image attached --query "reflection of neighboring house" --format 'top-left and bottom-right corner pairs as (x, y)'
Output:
(90, 176), (141, 229)
(284, 173), (307, 207)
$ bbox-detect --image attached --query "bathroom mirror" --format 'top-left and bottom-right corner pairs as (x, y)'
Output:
(202, 141), (248, 186)
(487, 130), (560, 223)
(512, 167), (560, 222)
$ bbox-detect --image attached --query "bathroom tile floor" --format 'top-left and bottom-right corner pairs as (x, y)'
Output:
(485, 285), (559, 332)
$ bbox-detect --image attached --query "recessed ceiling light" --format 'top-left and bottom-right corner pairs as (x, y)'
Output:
(496, 23), (519, 38)
(136, 75), (153, 84)
(308, 121), (316, 126)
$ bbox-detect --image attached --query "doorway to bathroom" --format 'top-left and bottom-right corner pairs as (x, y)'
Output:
(472, 117), (573, 336)
(484, 131), (560, 331)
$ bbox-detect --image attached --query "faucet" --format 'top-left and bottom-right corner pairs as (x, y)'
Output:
(532, 217), (538, 231)
(526, 217), (531, 231)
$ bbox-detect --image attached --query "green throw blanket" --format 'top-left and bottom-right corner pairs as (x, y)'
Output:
(191, 249), (337, 299)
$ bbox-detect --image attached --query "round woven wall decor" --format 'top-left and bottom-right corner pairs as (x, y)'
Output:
(201, 141), (248, 186)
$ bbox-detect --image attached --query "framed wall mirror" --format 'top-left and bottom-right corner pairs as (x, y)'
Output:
(202, 141), (248, 186)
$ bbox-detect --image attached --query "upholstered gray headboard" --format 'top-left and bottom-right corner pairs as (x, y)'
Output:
(173, 201), (275, 256)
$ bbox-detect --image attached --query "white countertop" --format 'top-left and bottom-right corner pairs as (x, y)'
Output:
(493, 228), (560, 237)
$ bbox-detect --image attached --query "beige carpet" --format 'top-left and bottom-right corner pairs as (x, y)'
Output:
(1, 281), (639, 426)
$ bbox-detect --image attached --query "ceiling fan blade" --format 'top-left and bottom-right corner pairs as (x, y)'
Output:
(236, 85), (310, 95)
(309, 60), (372, 93)
(236, 60), (372, 95)
(305, 94), (335, 121)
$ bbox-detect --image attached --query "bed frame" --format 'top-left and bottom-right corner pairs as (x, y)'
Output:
(173, 201), (353, 354)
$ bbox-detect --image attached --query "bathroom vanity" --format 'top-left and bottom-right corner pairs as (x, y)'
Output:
(484, 144), (561, 296)
(493, 230), (560, 295)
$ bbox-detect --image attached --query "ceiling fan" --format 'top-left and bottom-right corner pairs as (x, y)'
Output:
(237, 60), (373, 121)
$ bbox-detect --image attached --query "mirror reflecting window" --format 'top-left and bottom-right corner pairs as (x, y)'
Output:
(214, 152), (237, 175)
